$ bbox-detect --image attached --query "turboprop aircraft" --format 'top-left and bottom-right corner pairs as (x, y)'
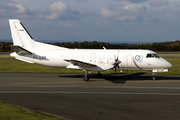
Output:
(9, 19), (172, 81)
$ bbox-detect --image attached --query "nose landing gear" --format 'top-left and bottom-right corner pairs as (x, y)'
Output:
(152, 72), (156, 80)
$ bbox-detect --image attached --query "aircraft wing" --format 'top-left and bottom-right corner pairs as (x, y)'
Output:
(65, 59), (97, 69)
(11, 45), (32, 55)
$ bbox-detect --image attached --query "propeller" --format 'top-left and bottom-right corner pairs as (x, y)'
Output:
(113, 50), (121, 73)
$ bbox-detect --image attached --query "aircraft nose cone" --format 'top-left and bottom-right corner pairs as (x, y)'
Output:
(166, 61), (172, 69)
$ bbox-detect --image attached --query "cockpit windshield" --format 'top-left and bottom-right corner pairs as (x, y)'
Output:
(146, 53), (161, 58)
(153, 54), (160, 58)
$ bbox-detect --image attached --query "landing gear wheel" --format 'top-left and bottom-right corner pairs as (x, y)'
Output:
(152, 72), (156, 80)
(83, 70), (89, 81)
(83, 75), (89, 81)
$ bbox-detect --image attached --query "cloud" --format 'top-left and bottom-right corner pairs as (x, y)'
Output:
(117, 15), (137, 21)
(45, 1), (68, 19)
(114, 0), (149, 3)
(101, 8), (116, 17)
(49, 2), (67, 14)
(148, 0), (169, 7)
(0, 2), (34, 19)
(45, 13), (59, 20)
(113, 0), (124, 2)
(123, 4), (143, 13)
(101, 3), (147, 22)
(126, 0), (148, 3)
(0, 2), (15, 18)
(44, 1), (89, 20)
(64, 23), (72, 27)
(8, 3), (27, 14)
(75, 0), (87, 2)
(0, 1), (89, 20)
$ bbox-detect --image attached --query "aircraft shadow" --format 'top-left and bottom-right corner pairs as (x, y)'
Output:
(103, 73), (149, 84)
(58, 74), (127, 84)
(58, 73), (180, 84)
(155, 75), (180, 80)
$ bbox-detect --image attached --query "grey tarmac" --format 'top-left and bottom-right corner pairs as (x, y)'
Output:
(0, 73), (180, 120)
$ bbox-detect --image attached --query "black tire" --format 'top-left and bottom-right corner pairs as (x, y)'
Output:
(83, 76), (89, 81)
(152, 76), (156, 80)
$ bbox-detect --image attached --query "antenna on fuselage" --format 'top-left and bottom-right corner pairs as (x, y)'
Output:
(103, 46), (106, 50)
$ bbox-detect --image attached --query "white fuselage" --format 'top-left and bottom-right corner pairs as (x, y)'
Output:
(11, 48), (172, 72)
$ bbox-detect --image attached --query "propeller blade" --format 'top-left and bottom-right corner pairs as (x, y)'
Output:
(114, 50), (120, 74)
(117, 50), (119, 60)
(115, 66), (117, 73)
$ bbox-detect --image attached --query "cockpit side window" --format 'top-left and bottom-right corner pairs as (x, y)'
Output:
(146, 54), (154, 58)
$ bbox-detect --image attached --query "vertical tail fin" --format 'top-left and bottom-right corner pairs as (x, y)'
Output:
(9, 19), (35, 49)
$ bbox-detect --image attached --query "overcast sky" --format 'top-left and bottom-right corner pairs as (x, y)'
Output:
(1, 0), (180, 43)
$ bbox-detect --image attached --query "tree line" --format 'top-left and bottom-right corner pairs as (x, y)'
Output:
(1, 40), (180, 52)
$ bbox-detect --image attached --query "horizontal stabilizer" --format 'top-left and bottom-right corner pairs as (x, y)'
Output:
(11, 45), (32, 55)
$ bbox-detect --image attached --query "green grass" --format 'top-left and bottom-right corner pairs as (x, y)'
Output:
(166, 58), (180, 75)
(0, 60), (83, 73)
(0, 102), (63, 120)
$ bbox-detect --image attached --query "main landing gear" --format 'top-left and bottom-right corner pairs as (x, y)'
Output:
(83, 70), (89, 81)
(83, 70), (103, 81)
